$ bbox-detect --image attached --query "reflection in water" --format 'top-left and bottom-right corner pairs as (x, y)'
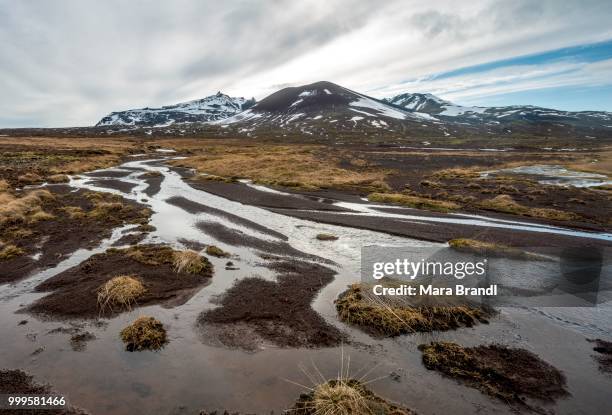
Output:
(0, 157), (611, 415)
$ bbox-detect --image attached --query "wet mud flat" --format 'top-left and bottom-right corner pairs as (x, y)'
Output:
(27, 245), (213, 319)
(199, 257), (345, 351)
(181, 178), (612, 248)
(1, 154), (611, 415)
(0, 186), (151, 284)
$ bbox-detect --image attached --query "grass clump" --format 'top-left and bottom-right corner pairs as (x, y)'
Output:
(120, 316), (167, 352)
(316, 233), (338, 241)
(368, 192), (460, 212)
(336, 283), (493, 337)
(125, 245), (175, 266)
(47, 174), (70, 183)
(62, 206), (86, 220)
(173, 250), (210, 274)
(0, 243), (25, 260)
(479, 194), (578, 221)
(97, 275), (146, 312)
(291, 378), (416, 415)
(205, 245), (230, 258)
(448, 238), (547, 261)
(0, 189), (55, 226)
(419, 342), (568, 405)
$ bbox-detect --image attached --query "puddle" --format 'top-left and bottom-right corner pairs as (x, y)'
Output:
(1, 157), (611, 414)
(482, 165), (612, 188)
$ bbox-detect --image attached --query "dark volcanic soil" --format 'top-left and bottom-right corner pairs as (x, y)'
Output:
(167, 196), (287, 240)
(85, 179), (137, 193)
(268, 208), (611, 248)
(589, 338), (612, 373)
(419, 342), (569, 410)
(0, 187), (150, 284)
(198, 258), (345, 350)
(196, 221), (332, 263)
(187, 179), (349, 211)
(0, 369), (87, 415)
(26, 245), (213, 319)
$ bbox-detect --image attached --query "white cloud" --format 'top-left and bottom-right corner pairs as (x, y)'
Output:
(0, 0), (611, 126)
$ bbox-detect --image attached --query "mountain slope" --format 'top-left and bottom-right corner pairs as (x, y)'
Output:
(216, 81), (439, 136)
(385, 93), (612, 135)
(96, 92), (255, 127)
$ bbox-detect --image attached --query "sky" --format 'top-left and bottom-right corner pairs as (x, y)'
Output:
(1, 0), (612, 127)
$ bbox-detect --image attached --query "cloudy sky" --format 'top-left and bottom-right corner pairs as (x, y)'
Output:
(2, 0), (612, 127)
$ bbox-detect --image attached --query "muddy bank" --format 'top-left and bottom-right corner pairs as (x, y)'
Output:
(167, 196), (287, 240)
(187, 179), (349, 211)
(420, 342), (568, 410)
(0, 187), (151, 284)
(85, 179), (138, 193)
(85, 170), (133, 178)
(140, 173), (163, 197)
(0, 369), (87, 415)
(198, 258), (345, 350)
(268, 208), (611, 248)
(196, 221), (331, 263)
(26, 245), (213, 319)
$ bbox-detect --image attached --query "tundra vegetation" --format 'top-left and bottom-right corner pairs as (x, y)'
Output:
(335, 282), (494, 337)
(120, 316), (167, 351)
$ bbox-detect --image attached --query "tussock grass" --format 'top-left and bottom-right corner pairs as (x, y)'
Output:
(125, 245), (175, 266)
(88, 201), (125, 220)
(479, 194), (579, 221)
(173, 250), (209, 274)
(205, 245), (230, 258)
(47, 174), (70, 183)
(431, 168), (480, 180)
(336, 283), (493, 337)
(448, 238), (548, 260)
(292, 379), (416, 415)
(97, 275), (146, 312)
(171, 145), (390, 191)
(368, 192), (460, 212)
(0, 180), (9, 192)
(17, 172), (43, 184)
(28, 210), (55, 223)
(120, 316), (167, 351)
(0, 189), (55, 226)
(316, 233), (338, 241)
(0, 243), (25, 260)
(62, 206), (86, 220)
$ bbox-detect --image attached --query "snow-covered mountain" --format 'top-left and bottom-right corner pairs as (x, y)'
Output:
(96, 92), (255, 127)
(215, 81), (439, 136)
(384, 93), (612, 126)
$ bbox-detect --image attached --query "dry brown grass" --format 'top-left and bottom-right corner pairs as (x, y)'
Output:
(47, 174), (70, 183)
(292, 378), (416, 415)
(61, 206), (86, 220)
(479, 194), (579, 221)
(368, 192), (460, 212)
(170, 144), (390, 191)
(97, 275), (146, 312)
(0, 189), (55, 226)
(0, 243), (25, 260)
(17, 172), (43, 184)
(120, 316), (167, 351)
(448, 238), (544, 260)
(205, 245), (230, 257)
(336, 283), (493, 337)
(173, 250), (209, 274)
